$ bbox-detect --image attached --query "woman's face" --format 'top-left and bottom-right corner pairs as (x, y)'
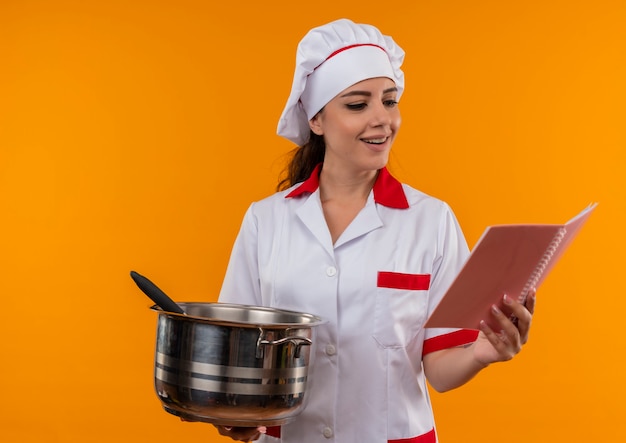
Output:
(309, 76), (401, 174)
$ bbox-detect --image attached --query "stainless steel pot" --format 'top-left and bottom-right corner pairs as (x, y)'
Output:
(151, 302), (324, 426)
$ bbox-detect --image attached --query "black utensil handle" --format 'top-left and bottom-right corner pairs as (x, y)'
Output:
(130, 270), (185, 314)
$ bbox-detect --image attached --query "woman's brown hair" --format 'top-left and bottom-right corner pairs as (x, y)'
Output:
(277, 131), (326, 191)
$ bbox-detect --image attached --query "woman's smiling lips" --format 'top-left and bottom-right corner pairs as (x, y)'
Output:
(360, 135), (392, 150)
(362, 137), (387, 144)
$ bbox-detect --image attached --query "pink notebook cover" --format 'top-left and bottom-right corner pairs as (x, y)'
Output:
(425, 203), (597, 330)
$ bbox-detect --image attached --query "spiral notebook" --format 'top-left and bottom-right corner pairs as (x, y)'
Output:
(425, 202), (598, 330)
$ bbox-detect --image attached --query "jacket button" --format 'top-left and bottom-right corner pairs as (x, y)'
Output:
(322, 427), (333, 438)
(325, 344), (336, 356)
(326, 266), (337, 277)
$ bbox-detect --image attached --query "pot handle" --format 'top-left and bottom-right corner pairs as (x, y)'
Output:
(256, 332), (312, 359)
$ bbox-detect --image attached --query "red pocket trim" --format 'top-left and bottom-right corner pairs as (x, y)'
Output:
(266, 426), (281, 438)
(389, 427), (436, 443)
(377, 272), (431, 290)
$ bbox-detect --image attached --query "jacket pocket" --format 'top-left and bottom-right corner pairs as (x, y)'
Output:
(373, 272), (431, 348)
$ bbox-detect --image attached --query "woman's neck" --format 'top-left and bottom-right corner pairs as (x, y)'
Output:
(318, 163), (379, 244)
(318, 164), (378, 203)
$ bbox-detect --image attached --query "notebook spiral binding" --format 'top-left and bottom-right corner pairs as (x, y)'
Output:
(519, 226), (568, 303)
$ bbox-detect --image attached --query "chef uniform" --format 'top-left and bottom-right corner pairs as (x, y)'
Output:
(218, 19), (478, 443)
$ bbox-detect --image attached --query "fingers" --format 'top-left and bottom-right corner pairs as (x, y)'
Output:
(475, 292), (536, 365)
(215, 425), (267, 441)
(479, 304), (520, 361)
(525, 289), (537, 315)
(505, 293), (534, 344)
(484, 293), (534, 348)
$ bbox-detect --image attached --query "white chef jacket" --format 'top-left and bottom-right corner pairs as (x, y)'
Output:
(218, 165), (478, 443)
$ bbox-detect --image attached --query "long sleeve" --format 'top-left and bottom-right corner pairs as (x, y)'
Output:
(218, 204), (262, 306)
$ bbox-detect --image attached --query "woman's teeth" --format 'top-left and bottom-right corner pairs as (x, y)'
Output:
(363, 138), (387, 144)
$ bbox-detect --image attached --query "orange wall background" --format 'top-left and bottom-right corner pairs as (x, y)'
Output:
(1, 0), (624, 442)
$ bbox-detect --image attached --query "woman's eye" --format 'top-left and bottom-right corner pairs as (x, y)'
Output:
(346, 103), (367, 110)
(384, 100), (399, 108)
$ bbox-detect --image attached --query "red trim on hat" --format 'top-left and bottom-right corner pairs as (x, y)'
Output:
(422, 329), (479, 356)
(322, 43), (387, 67)
(285, 164), (409, 209)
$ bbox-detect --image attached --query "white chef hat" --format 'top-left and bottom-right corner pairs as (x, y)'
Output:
(277, 18), (405, 146)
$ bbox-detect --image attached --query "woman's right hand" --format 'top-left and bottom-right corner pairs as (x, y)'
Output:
(214, 425), (267, 441)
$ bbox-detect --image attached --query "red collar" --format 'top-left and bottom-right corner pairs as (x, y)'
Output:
(285, 164), (409, 209)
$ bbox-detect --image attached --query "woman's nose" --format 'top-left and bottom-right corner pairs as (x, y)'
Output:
(369, 102), (393, 127)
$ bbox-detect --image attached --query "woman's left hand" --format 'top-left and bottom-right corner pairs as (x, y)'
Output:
(473, 290), (536, 366)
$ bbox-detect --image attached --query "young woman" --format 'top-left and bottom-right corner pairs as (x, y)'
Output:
(215, 18), (534, 443)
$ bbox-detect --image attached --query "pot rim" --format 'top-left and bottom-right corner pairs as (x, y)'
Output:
(150, 302), (326, 328)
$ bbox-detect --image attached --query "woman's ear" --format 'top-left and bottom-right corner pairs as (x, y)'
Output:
(309, 114), (323, 136)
